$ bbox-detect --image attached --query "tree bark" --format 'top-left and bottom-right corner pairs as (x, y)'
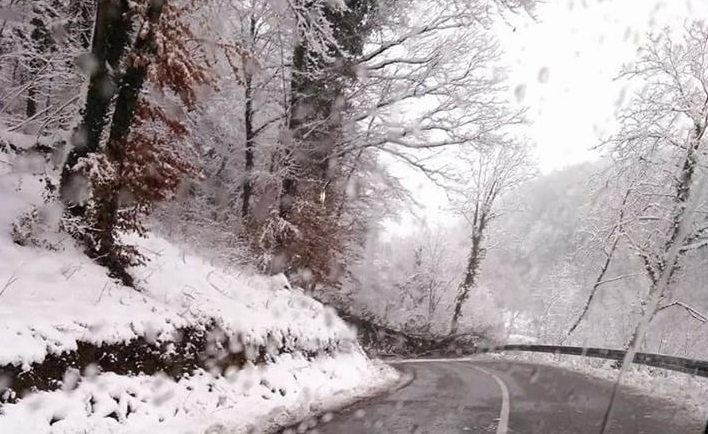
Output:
(60, 0), (132, 207)
(26, 4), (55, 120)
(241, 17), (256, 219)
(278, 42), (307, 221)
(90, 0), (167, 286)
(269, 0), (378, 279)
(618, 122), (706, 352)
(241, 75), (254, 218)
(450, 214), (487, 335)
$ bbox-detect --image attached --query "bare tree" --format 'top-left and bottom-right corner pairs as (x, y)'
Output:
(449, 141), (534, 334)
(564, 190), (632, 339)
(341, 0), (525, 182)
(0, 0), (88, 136)
(215, 0), (292, 220)
(596, 21), (708, 432)
(146, 0), (537, 288)
(266, 0), (532, 285)
(589, 22), (708, 337)
(343, 219), (470, 335)
(397, 226), (461, 333)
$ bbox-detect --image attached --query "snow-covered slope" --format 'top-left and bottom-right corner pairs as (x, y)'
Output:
(0, 351), (396, 434)
(0, 141), (399, 433)
(0, 229), (356, 367)
(0, 165), (354, 366)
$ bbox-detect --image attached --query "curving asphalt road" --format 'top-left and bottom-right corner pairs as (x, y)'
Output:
(313, 359), (704, 433)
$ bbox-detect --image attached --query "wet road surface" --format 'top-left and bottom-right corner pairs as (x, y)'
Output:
(314, 359), (703, 433)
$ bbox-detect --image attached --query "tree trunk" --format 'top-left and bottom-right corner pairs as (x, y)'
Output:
(26, 5), (54, 120)
(619, 122), (706, 352)
(91, 0), (167, 286)
(270, 1), (376, 279)
(450, 215), (487, 335)
(60, 0), (132, 207)
(268, 41), (308, 276)
(565, 190), (631, 339)
(278, 42), (307, 221)
(26, 73), (38, 119)
(241, 16), (256, 218)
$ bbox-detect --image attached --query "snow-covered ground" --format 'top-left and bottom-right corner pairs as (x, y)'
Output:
(481, 351), (708, 422)
(0, 165), (354, 366)
(0, 351), (397, 434)
(0, 137), (399, 433)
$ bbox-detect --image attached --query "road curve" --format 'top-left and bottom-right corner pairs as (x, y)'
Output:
(312, 360), (703, 433)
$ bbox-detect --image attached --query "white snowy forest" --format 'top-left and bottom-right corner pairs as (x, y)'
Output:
(2, 0), (708, 432)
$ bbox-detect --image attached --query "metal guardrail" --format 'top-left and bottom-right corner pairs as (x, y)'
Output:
(475, 344), (708, 378)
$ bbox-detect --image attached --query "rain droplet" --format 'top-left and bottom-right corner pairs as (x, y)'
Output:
(537, 67), (549, 84)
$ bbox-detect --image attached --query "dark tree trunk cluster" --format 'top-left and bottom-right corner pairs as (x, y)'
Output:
(270, 0), (378, 281)
(59, 0), (168, 286)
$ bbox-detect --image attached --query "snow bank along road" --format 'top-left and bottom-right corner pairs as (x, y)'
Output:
(313, 360), (704, 433)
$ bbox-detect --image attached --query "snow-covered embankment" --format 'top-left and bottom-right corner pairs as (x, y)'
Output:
(0, 144), (399, 433)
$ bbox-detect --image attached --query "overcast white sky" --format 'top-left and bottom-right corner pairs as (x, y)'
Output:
(385, 0), (708, 232)
(499, 0), (708, 173)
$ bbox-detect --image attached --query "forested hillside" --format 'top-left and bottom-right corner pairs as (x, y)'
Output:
(343, 22), (708, 363)
(2, 0), (708, 432)
(0, 0), (535, 432)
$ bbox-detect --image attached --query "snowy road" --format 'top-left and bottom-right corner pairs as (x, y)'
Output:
(314, 360), (704, 433)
